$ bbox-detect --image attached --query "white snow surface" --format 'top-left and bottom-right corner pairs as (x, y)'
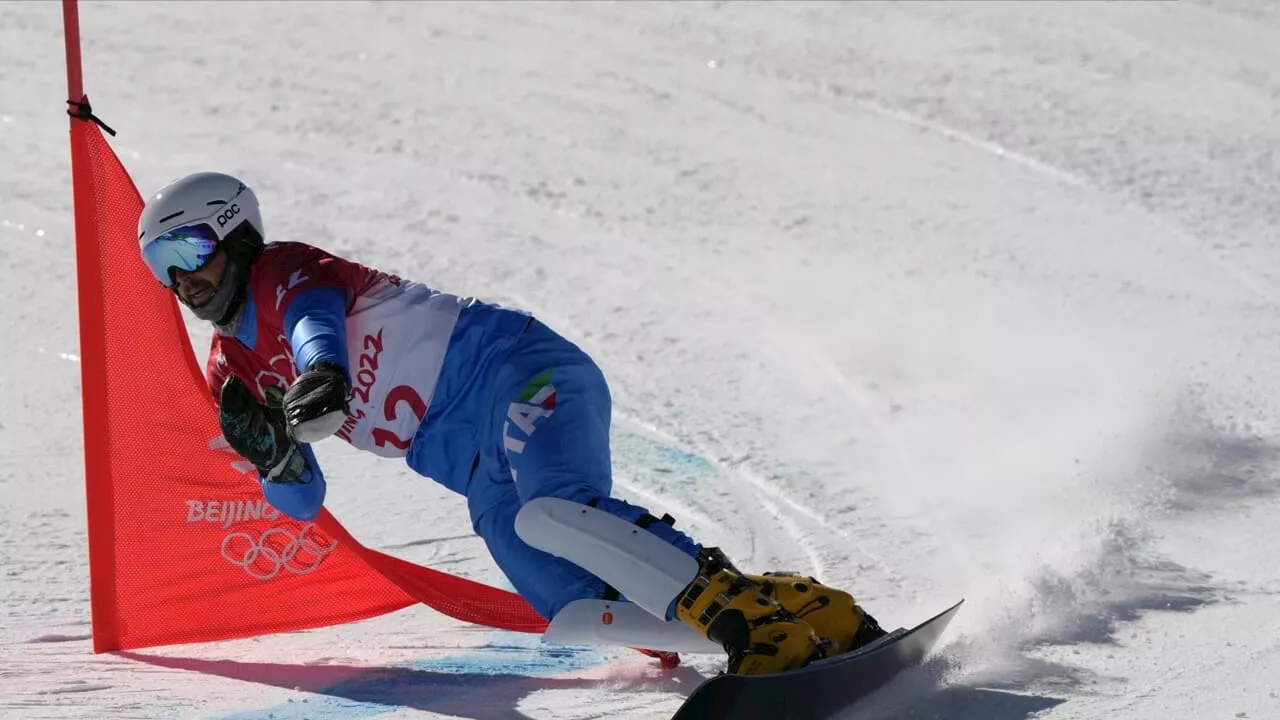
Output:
(4, 1), (1280, 718)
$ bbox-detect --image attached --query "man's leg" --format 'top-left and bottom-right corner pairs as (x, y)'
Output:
(466, 450), (607, 620)
(460, 319), (702, 620)
(490, 321), (832, 675)
(494, 321), (700, 561)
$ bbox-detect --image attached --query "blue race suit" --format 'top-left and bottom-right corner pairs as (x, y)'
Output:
(271, 291), (701, 620)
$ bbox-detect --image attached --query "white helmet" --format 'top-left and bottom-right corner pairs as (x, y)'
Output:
(138, 171), (265, 288)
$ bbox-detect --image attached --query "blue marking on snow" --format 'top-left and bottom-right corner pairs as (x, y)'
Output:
(404, 632), (602, 677)
(217, 697), (389, 720)
(612, 429), (715, 475)
(653, 442), (714, 471)
(213, 635), (603, 720)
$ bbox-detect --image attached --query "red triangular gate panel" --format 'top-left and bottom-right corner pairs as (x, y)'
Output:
(70, 114), (548, 653)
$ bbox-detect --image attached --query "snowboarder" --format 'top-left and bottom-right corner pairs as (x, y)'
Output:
(137, 171), (886, 675)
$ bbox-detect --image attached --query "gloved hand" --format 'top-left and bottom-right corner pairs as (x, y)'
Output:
(283, 361), (351, 444)
(219, 376), (310, 484)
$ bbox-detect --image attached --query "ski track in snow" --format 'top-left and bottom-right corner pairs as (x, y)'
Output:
(6, 1), (1280, 718)
(853, 96), (1280, 308)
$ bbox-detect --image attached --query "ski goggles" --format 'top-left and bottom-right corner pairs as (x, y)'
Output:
(141, 223), (220, 288)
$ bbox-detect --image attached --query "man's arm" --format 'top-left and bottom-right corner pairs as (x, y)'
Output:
(281, 286), (352, 443)
(259, 444), (327, 522)
(218, 374), (327, 522)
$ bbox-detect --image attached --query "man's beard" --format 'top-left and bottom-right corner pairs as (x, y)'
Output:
(186, 260), (245, 332)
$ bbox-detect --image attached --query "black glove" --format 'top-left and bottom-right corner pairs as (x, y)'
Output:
(219, 375), (310, 483)
(283, 361), (351, 444)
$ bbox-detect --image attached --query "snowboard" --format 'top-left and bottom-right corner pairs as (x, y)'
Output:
(670, 599), (963, 720)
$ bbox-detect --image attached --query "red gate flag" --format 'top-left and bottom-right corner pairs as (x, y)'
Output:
(66, 29), (548, 656)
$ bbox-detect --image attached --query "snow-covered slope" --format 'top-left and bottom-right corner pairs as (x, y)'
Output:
(4, 2), (1279, 718)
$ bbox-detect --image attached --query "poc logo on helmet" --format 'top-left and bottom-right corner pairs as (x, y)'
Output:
(216, 203), (241, 227)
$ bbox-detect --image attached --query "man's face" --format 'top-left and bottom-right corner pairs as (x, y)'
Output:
(173, 248), (228, 308)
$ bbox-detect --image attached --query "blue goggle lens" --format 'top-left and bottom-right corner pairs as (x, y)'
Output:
(141, 224), (220, 288)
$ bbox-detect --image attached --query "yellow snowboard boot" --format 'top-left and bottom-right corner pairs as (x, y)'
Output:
(674, 548), (827, 675)
(748, 572), (887, 655)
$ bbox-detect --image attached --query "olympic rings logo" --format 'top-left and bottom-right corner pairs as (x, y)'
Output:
(220, 522), (338, 580)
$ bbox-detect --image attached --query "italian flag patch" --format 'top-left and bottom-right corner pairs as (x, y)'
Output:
(517, 369), (557, 409)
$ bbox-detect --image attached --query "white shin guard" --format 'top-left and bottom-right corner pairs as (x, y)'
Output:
(514, 497), (720, 653)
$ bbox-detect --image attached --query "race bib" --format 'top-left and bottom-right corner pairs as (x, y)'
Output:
(334, 281), (463, 458)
